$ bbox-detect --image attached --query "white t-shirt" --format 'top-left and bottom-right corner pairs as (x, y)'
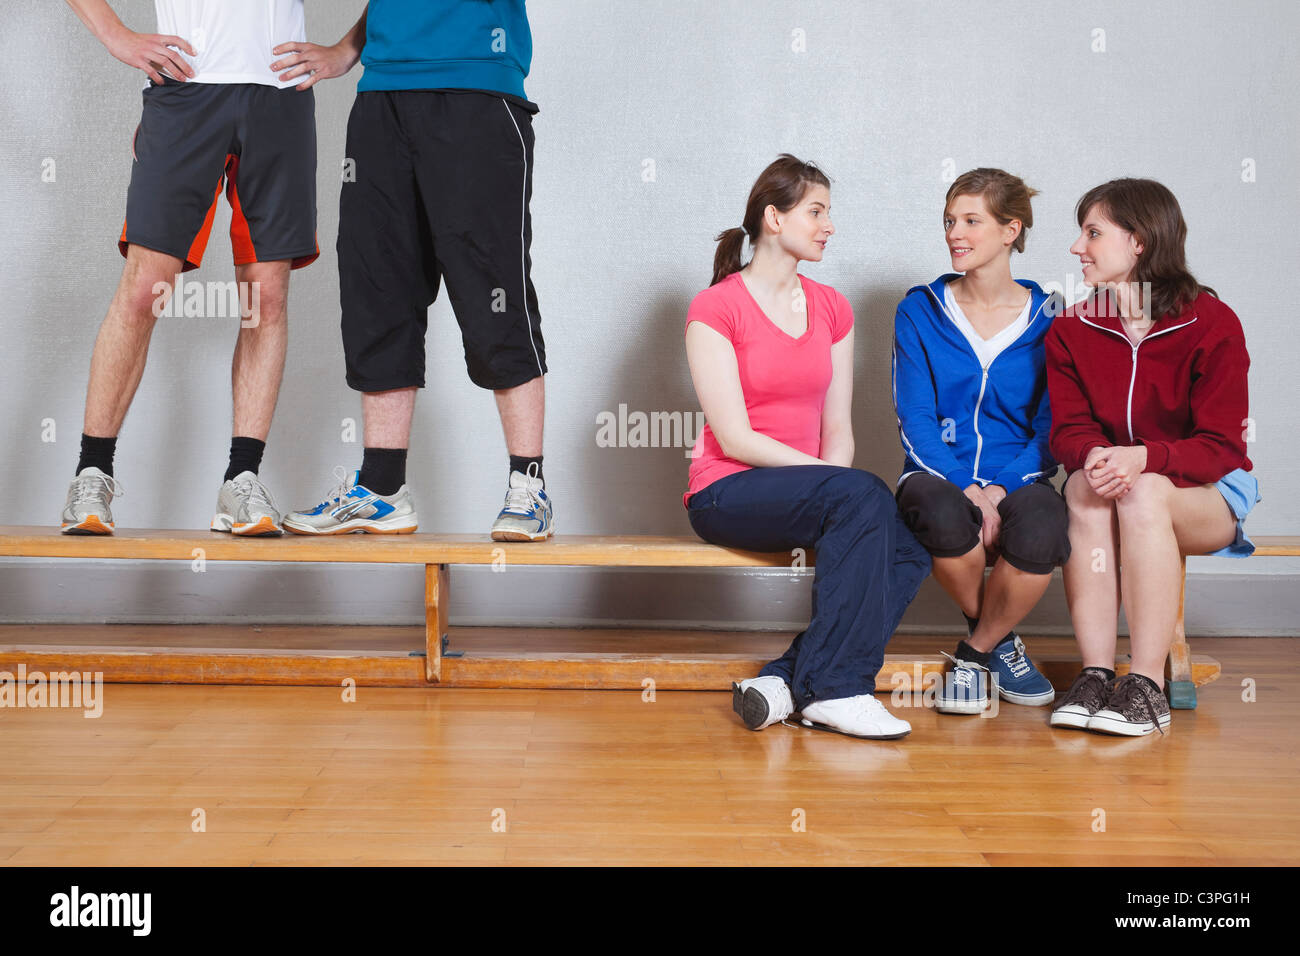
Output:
(944, 284), (1032, 369)
(153, 0), (306, 87)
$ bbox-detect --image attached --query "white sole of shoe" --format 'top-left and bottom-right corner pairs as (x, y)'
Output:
(999, 687), (1056, 706)
(282, 516), (418, 535)
(936, 699), (988, 715)
(490, 528), (554, 542)
(1086, 712), (1171, 736)
(1049, 708), (1094, 729)
(211, 513), (283, 536)
(796, 715), (910, 740)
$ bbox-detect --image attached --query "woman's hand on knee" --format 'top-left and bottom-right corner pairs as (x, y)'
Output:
(1088, 445), (1148, 499)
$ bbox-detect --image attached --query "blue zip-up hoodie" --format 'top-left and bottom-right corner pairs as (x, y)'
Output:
(892, 275), (1062, 493)
(358, 0), (532, 99)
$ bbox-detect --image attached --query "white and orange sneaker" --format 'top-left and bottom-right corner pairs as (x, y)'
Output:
(61, 467), (122, 535)
(211, 471), (283, 536)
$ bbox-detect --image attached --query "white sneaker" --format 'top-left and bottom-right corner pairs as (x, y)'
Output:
(799, 694), (911, 740)
(283, 466), (419, 535)
(61, 467), (123, 535)
(211, 471), (282, 536)
(731, 676), (794, 730)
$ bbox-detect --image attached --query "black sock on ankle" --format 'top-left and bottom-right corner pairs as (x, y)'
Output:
(77, 434), (117, 477)
(224, 436), (266, 482)
(509, 454), (543, 483)
(963, 614), (980, 635)
(359, 447), (407, 496)
(954, 640), (992, 666)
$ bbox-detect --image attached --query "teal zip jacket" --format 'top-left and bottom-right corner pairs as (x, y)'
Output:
(892, 275), (1063, 492)
(358, 0), (532, 98)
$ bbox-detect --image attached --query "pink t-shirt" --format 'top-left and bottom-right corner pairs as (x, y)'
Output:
(683, 271), (854, 506)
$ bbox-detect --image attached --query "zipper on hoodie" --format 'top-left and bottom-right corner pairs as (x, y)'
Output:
(924, 284), (1052, 485)
(1077, 313), (1199, 443)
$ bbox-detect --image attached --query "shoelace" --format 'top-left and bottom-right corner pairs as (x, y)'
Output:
(231, 475), (277, 514)
(1108, 676), (1166, 735)
(997, 637), (1032, 679)
(502, 469), (544, 515)
(940, 651), (988, 690)
(71, 472), (124, 506)
(1064, 669), (1110, 710)
(315, 465), (354, 510)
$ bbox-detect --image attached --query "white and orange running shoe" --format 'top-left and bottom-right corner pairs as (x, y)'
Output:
(212, 471), (283, 536)
(61, 467), (123, 535)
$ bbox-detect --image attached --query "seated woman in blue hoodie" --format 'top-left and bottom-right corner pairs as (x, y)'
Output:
(891, 168), (1068, 715)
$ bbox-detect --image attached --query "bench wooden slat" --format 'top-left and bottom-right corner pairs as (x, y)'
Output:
(0, 526), (802, 567)
(0, 640), (1224, 691)
(1249, 536), (1300, 556)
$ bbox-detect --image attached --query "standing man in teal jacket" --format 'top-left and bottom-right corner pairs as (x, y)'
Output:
(276, 1), (553, 540)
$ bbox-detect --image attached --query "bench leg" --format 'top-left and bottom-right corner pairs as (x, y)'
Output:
(1167, 555), (1197, 709)
(425, 563), (449, 683)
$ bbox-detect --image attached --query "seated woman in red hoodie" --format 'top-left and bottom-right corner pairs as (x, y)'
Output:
(1045, 178), (1259, 737)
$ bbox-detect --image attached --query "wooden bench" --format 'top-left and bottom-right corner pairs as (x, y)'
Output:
(1, 526), (1285, 694)
(1168, 536), (1300, 708)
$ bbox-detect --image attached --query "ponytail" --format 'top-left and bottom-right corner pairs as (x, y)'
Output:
(711, 227), (748, 287)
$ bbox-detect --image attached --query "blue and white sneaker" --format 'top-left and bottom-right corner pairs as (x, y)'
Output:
(283, 466), (418, 535)
(989, 634), (1056, 706)
(490, 463), (553, 542)
(936, 651), (991, 715)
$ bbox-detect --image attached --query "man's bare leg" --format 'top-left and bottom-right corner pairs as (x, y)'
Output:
(82, 245), (184, 439)
(62, 245), (182, 532)
(494, 374), (544, 458)
(230, 259), (291, 442)
(490, 374), (550, 541)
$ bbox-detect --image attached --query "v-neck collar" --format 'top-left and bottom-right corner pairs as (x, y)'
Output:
(735, 272), (815, 343)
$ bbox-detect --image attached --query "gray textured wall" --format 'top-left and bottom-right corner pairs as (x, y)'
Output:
(2, 0), (1296, 634)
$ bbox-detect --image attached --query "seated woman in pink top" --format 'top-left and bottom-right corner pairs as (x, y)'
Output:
(683, 154), (931, 740)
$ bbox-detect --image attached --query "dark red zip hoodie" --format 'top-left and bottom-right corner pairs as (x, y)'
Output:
(1045, 291), (1252, 488)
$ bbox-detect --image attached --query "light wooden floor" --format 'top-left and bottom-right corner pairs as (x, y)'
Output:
(1, 633), (1295, 866)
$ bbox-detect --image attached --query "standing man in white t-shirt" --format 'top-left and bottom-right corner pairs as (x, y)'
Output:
(59, 0), (324, 536)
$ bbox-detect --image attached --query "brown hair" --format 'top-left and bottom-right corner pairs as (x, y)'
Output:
(1075, 178), (1215, 321)
(711, 154), (832, 286)
(945, 168), (1038, 254)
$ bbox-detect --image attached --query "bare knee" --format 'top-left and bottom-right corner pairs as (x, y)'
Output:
(236, 263), (290, 330)
(1064, 469), (1112, 521)
(1116, 473), (1174, 525)
(118, 256), (180, 324)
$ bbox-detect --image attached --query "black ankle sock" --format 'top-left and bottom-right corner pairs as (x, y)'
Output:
(359, 447), (407, 496)
(954, 640), (992, 666)
(224, 436), (266, 482)
(77, 434), (117, 477)
(510, 454), (543, 484)
(963, 614), (980, 635)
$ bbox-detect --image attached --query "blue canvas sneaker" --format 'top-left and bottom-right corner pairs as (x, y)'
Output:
(989, 633), (1055, 706)
(936, 651), (992, 715)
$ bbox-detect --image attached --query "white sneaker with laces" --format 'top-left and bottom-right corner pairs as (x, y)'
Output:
(61, 467), (123, 535)
(731, 675), (794, 730)
(490, 462), (553, 541)
(212, 471), (283, 536)
(799, 694), (911, 740)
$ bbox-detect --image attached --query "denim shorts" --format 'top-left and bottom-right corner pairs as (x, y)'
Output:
(1207, 468), (1261, 558)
